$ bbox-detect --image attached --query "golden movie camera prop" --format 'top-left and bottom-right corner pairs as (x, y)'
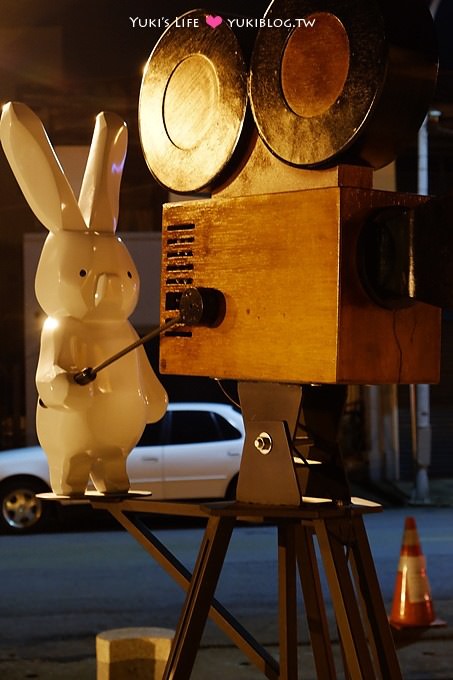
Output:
(139, 0), (444, 506)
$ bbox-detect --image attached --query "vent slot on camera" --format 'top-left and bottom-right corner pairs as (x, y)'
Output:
(163, 222), (196, 338)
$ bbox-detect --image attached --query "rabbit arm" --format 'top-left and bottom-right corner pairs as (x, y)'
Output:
(36, 323), (93, 410)
(37, 366), (76, 410)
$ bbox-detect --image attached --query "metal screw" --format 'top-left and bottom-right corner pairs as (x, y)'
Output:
(254, 432), (273, 455)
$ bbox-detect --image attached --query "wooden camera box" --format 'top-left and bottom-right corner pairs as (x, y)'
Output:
(160, 181), (441, 386)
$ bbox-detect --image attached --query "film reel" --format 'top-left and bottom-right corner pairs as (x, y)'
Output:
(139, 10), (249, 193)
(249, 0), (438, 168)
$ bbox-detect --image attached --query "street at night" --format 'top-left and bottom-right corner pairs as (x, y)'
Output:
(1, 505), (453, 678)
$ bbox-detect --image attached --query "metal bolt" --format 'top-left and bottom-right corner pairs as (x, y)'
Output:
(254, 432), (273, 455)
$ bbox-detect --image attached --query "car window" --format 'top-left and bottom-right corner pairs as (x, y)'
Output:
(168, 411), (219, 445)
(212, 414), (242, 441)
(138, 409), (243, 446)
(137, 415), (168, 446)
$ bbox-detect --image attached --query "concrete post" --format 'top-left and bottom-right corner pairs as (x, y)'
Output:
(96, 627), (174, 680)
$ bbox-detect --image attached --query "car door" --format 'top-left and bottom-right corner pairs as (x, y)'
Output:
(127, 414), (168, 497)
(162, 408), (243, 499)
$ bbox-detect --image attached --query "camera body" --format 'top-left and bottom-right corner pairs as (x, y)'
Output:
(160, 160), (440, 385)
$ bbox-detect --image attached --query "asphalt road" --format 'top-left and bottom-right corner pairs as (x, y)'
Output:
(1, 506), (453, 678)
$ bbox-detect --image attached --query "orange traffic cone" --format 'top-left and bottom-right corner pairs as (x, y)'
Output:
(389, 516), (446, 629)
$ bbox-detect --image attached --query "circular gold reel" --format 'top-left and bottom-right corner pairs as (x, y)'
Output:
(139, 10), (249, 193)
(249, 0), (438, 168)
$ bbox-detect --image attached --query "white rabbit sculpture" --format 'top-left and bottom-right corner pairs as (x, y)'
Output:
(0, 102), (168, 496)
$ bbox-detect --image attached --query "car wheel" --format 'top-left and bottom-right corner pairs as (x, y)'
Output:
(0, 477), (52, 534)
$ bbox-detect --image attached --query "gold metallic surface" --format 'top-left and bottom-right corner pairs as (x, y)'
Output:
(139, 10), (248, 193)
(163, 55), (219, 151)
(214, 136), (373, 198)
(249, 0), (437, 169)
(281, 13), (350, 119)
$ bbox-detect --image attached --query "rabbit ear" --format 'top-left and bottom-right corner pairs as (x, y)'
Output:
(0, 102), (86, 233)
(78, 111), (127, 233)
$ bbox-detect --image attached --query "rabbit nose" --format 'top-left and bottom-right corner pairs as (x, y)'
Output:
(94, 273), (120, 306)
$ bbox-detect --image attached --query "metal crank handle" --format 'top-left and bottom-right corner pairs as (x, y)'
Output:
(73, 317), (180, 385)
(72, 285), (226, 385)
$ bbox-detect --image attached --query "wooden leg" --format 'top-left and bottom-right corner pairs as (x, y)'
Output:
(314, 517), (376, 680)
(163, 514), (235, 680)
(296, 523), (337, 679)
(108, 508), (279, 679)
(278, 524), (299, 680)
(348, 516), (402, 680)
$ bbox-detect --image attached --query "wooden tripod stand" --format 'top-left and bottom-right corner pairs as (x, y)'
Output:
(92, 497), (401, 679)
(92, 381), (402, 679)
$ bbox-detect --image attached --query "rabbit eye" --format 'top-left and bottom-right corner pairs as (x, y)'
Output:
(79, 269), (87, 277)
(127, 271), (132, 278)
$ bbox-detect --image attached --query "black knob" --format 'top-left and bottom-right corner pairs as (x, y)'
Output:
(179, 287), (226, 327)
(73, 367), (98, 385)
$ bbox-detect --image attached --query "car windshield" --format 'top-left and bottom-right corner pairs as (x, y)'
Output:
(137, 409), (242, 447)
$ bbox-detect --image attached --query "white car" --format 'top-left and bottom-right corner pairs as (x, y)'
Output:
(0, 403), (244, 534)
